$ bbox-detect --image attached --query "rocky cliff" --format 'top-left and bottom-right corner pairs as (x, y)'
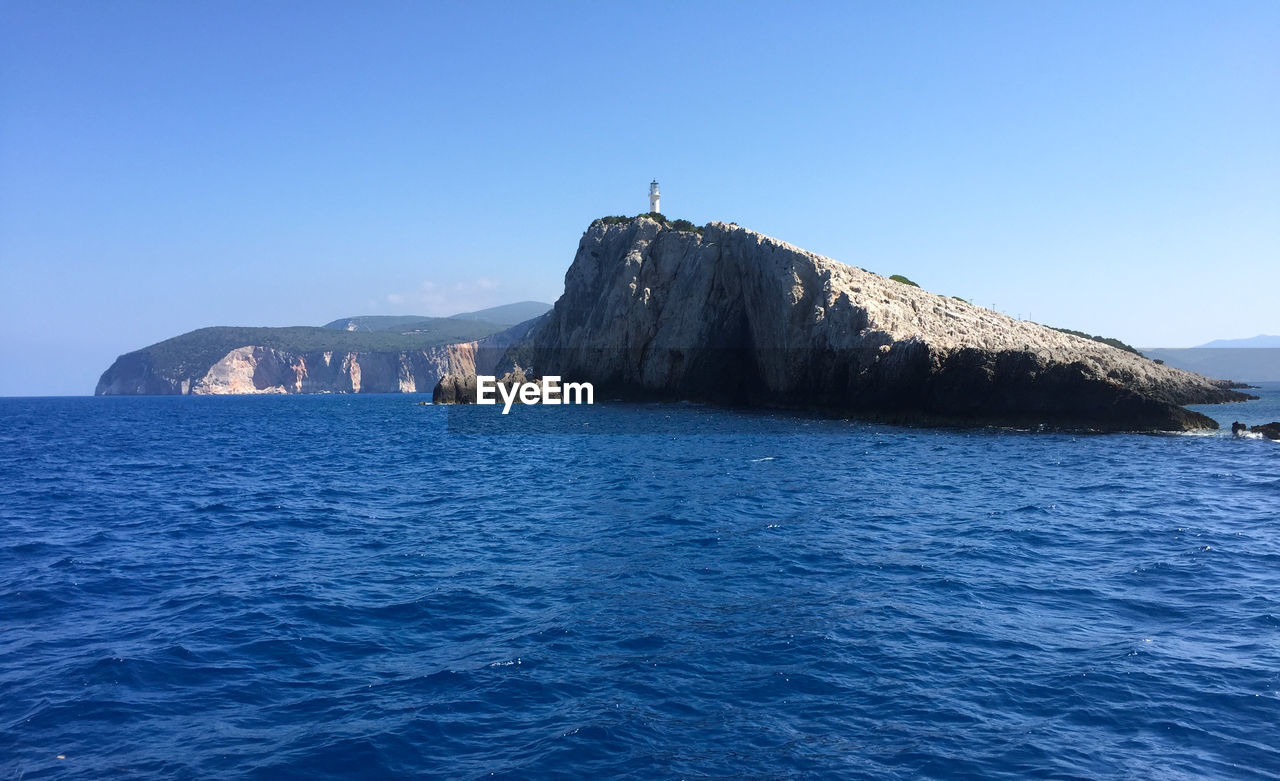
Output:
(462, 217), (1245, 431)
(93, 315), (544, 396)
(96, 342), (478, 396)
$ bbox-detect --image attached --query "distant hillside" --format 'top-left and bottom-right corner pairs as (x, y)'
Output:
(1196, 335), (1280, 349)
(1141, 348), (1280, 383)
(322, 315), (502, 334)
(324, 302), (551, 333)
(448, 301), (552, 326)
(95, 319), (508, 396)
(98, 300), (555, 395)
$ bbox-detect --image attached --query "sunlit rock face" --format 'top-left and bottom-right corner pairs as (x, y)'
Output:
(97, 343), (476, 396)
(520, 217), (1244, 431)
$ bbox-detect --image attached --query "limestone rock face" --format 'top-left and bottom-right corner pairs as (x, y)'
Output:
(432, 373), (478, 404)
(432, 367), (532, 405)
(191, 347), (296, 394)
(428, 317), (546, 404)
(96, 343), (476, 396)
(518, 217), (1245, 430)
(95, 315), (545, 397)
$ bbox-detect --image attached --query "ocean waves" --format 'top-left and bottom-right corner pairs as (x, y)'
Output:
(2, 393), (1279, 779)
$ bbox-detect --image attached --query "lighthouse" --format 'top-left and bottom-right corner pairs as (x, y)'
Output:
(648, 180), (661, 214)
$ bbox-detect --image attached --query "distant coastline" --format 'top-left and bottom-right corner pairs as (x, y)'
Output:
(1140, 348), (1280, 384)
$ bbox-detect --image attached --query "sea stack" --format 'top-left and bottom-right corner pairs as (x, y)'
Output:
(445, 216), (1247, 431)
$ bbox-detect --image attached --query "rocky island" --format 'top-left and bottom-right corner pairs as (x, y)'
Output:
(437, 216), (1249, 431)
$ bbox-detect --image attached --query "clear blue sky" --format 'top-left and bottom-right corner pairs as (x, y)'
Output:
(2, 1), (1276, 395)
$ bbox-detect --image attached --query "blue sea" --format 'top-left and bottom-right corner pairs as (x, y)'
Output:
(2, 386), (1278, 779)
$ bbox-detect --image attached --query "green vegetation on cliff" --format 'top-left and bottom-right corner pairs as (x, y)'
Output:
(1046, 326), (1143, 356)
(448, 301), (552, 326)
(594, 214), (703, 234)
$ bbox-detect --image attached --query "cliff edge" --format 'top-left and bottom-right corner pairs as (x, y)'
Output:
(96, 340), (479, 396)
(492, 217), (1243, 431)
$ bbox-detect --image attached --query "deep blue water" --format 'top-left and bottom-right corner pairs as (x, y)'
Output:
(2, 387), (1278, 780)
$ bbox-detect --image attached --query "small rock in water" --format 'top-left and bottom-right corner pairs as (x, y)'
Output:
(1250, 422), (1280, 440)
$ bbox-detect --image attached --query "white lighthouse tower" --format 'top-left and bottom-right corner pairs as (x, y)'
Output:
(648, 180), (661, 214)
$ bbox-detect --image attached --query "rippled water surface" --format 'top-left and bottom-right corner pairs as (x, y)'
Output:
(2, 388), (1279, 779)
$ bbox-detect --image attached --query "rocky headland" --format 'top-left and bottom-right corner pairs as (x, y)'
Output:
(438, 216), (1248, 431)
(96, 340), (480, 396)
(94, 306), (549, 397)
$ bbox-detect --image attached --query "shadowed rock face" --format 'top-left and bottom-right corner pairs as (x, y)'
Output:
(432, 373), (478, 404)
(509, 217), (1245, 431)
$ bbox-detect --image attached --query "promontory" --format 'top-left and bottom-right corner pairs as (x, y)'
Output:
(436, 216), (1247, 431)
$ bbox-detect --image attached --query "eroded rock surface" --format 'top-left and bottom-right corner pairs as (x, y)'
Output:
(498, 217), (1245, 431)
(97, 343), (476, 396)
(1251, 422), (1280, 440)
